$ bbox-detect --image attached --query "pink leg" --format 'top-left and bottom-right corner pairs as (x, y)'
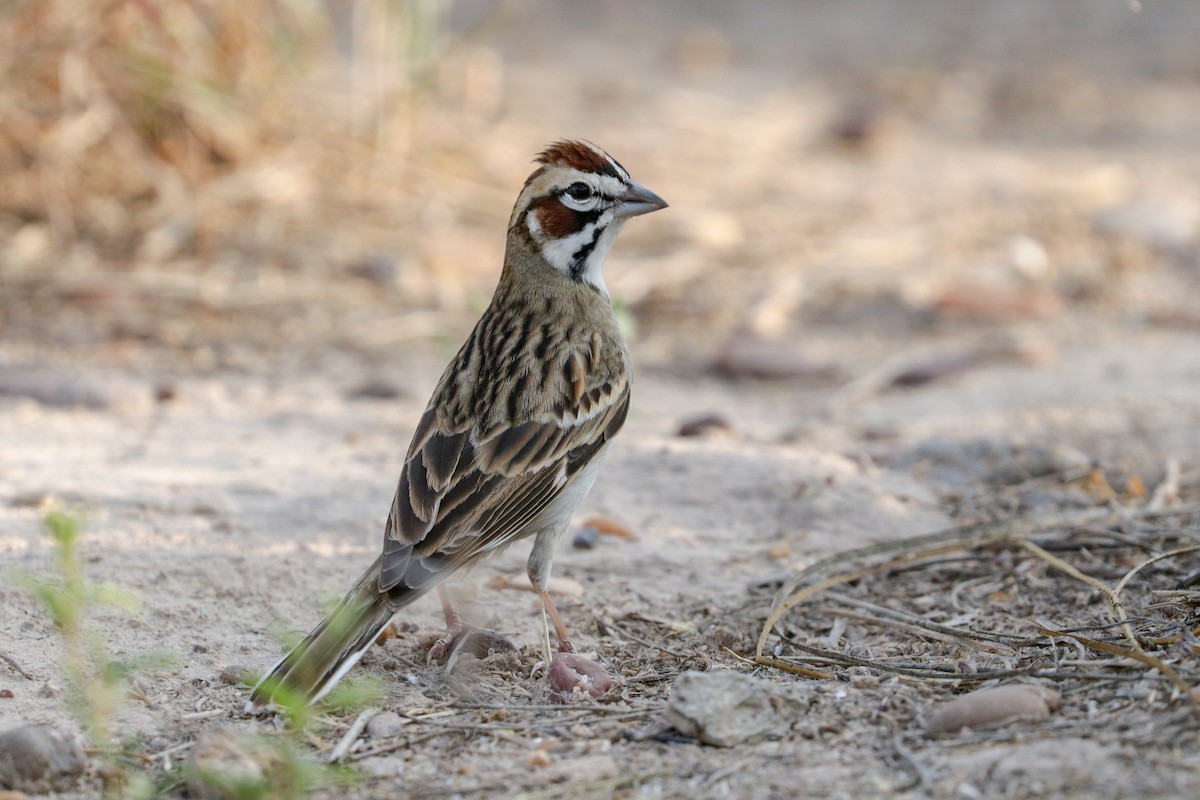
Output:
(426, 585), (465, 663)
(536, 588), (576, 653)
(536, 586), (613, 701)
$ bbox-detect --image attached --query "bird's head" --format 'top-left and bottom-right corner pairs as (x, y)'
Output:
(510, 140), (668, 296)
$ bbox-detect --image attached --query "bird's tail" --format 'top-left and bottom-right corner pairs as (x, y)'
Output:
(245, 558), (404, 713)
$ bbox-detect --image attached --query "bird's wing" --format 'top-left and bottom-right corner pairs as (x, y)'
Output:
(378, 366), (628, 594)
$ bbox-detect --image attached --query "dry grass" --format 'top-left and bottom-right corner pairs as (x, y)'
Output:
(0, 1), (516, 357)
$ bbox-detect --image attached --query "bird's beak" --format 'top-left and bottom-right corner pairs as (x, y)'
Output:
(613, 179), (669, 219)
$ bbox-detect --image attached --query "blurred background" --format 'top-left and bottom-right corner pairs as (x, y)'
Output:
(2, 0), (1199, 377)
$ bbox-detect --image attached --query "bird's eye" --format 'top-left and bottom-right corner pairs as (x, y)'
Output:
(564, 182), (593, 202)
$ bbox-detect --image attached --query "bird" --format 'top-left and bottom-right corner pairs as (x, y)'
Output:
(246, 140), (668, 712)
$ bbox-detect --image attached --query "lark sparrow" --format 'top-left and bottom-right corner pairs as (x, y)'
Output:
(247, 141), (667, 711)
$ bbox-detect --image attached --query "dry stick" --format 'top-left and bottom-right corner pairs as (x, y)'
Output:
(0, 649), (34, 680)
(823, 593), (1025, 650)
(723, 646), (836, 680)
(891, 735), (936, 792)
(450, 701), (645, 714)
(759, 539), (1007, 660)
(770, 637), (1040, 681)
(348, 729), (454, 762)
(327, 707), (379, 764)
(1113, 544), (1200, 612)
(1016, 538), (1141, 651)
(759, 507), (1119, 659)
(757, 504), (1200, 675)
(1034, 625), (1200, 711)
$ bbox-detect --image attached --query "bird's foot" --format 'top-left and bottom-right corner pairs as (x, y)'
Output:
(546, 641), (613, 703)
(426, 615), (466, 664)
(429, 624), (517, 665)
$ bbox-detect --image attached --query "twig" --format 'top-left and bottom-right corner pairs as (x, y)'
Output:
(771, 638), (1036, 681)
(822, 593), (1024, 650)
(450, 701), (647, 714)
(180, 709), (227, 720)
(722, 646), (837, 680)
(760, 507), (1117, 658)
(1016, 538), (1140, 651)
(1034, 625), (1200, 712)
(1113, 544), (1200, 613)
(328, 706), (379, 763)
(148, 740), (194, 762)
(891, 735), (936, 792)
(347, 730), (456, 762)
(0, 649), (34, 680)
(752, 655), (839, 680)
(702, 756), (757, 787)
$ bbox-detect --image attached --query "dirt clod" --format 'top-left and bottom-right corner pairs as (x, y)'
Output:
(186, 727), (289, 800)
(664, 670), (812, 747)
(0, 724), (87, 794)
(366, 711), (405, 740)
(219, 665), (251, 685)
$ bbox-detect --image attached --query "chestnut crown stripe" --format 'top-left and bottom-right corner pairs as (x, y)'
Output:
(534, 140), (629, 181)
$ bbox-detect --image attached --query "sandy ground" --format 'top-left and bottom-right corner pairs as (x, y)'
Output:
(3, 316), (1199, 798)
(3, 3), (1200, 798)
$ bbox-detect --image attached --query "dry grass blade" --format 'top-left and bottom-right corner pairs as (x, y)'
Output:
(722, 647), (837, 680)
(327, 706), (378, 763)
(1034, 625), (1200, 711)
(756, 497), (1200, 739)
(1114, 544), (1200, 605)
(823, 593), (1025, 651)
(759, 506), (1116, 658)
(1015, 538), (1140, 650)
(0, 649), (34, 680)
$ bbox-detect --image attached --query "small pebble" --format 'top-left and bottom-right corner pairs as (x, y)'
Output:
(346, 379), (405, 401)
(0, 689), (13, 699)
(572, 527), (600, 549)
(0, 724), (87, 793)
(218, 665), (250, 686)
(366, 711), (405, 740)
(925, 685), (1061, 735)
(830, 97), (900, 152)
(676, 413), (732, 438)
(186, 727), (280, 800)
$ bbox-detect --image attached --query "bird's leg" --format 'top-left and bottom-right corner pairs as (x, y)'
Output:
(426, 585), (465, 664)
(529, 558), (613, 701)
(428, 584), (519, 665)
(536, 588), (575, 653)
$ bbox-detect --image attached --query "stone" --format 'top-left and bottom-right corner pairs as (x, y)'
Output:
(0, 724), (87, 794)
(366, 711), (406, 740)
(664, 670), (813, 747)
(925, 685), (1061, 734)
